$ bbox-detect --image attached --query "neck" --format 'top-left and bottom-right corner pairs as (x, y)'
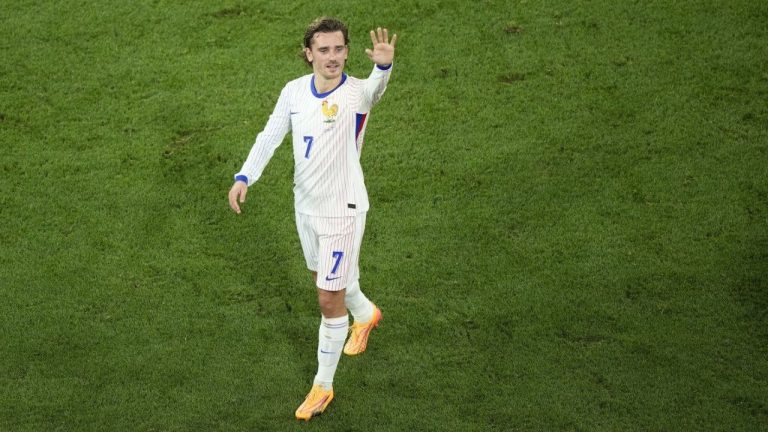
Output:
(313, 74), (342, 94)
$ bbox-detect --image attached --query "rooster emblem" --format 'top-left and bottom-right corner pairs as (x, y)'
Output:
(322, 100), (339, 123)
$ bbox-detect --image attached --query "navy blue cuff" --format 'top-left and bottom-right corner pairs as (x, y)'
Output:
(234, 175), (248, 184)
(376, 63), (392, 70)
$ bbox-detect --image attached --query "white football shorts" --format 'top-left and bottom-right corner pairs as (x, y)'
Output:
(295, 211), (367, 291)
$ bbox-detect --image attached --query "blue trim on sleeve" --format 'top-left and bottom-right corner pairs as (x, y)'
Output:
(355, 112), (367, 142)
(235, 175), (248, 184)
(376, 63), (392, 70)
(311, 73), (348, 98)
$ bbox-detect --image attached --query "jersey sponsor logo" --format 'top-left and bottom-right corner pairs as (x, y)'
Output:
(321, 100), (339, 123)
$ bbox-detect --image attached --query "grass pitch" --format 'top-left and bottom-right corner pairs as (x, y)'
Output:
(1, 1), (767, 430)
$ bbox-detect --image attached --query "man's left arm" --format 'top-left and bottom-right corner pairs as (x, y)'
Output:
(363, 27), (397, 107)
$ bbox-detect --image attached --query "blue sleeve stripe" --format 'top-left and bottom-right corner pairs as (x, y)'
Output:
(376, 63), (392, 70)
(235, 175), (248, 184)
(355, 113), (367, 141)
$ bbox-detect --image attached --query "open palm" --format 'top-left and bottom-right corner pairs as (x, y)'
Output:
(365, 27), (397, 66)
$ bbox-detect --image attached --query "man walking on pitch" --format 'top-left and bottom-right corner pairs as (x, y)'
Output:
(227, 17), (397, 420)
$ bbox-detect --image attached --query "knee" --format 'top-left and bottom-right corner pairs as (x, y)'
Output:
(317, 289), (347, 317)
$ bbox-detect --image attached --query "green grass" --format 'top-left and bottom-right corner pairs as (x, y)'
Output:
(1, 0), (767, 430)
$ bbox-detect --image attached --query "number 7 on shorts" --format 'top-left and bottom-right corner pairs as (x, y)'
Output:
(330, 251), (344, 275)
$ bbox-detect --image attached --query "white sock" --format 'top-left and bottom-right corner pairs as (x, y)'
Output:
(313, 314), (348, 390)
(344, 280), (374, 324)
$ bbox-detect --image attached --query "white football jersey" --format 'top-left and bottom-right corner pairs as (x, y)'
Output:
(236, 64), (392, 217)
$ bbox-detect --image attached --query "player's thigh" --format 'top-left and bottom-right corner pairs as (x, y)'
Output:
(315, 214), (365, 291)
(295, 212), (320, 271)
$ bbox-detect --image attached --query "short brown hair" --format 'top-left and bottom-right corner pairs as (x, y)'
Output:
(301, 17), (349, 65)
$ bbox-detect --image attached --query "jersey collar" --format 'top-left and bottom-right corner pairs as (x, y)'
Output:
(311, 73), (347, 98)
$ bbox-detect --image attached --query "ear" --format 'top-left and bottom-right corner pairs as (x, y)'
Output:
(304, 47), (313, 63)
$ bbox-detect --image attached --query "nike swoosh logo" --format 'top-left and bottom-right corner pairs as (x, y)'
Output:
(325, 275), (341, 281)
(290, 111), (300, 115)
(320, 349), (335, 354)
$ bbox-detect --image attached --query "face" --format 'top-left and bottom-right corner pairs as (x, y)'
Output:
(304, 31), (348, 81)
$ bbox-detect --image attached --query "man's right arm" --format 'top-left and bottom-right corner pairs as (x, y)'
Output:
(229, 85), (292, 214)
(234, 85), (292, 187)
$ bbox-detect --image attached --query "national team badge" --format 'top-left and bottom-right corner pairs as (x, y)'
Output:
(321, 100), (338, 123)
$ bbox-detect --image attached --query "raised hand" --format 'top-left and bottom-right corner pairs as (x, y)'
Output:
(365, 27), (397, 66)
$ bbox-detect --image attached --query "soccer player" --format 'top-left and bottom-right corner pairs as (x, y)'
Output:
(227, 17), (397, 421)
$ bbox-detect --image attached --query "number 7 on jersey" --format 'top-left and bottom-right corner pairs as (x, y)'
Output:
(303, 136), (314, 159)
